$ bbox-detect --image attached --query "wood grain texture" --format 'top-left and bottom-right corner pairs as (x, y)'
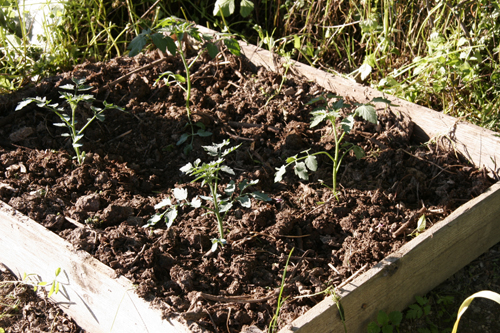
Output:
(279, 182), (500, 332)
(0, 201), (190, 333)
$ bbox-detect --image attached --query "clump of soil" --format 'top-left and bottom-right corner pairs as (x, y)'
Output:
(0, 49), (494, 332)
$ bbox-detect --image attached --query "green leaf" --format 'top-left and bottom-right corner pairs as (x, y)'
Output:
(388, 311), (403, 326)
(155, 198), (172, 209)
(173, 188), (188, 201)
(223, 38), (241, 56)
(237, 195), (251, 208)
(196, 128), (212, 137)
(191, 196), (202, 208)
(221, 165), (235, 175)
(219, 201), (233, 213)
(359, 62), (372, 81)
(151, 33), (173, 54)
(240, 0), (254, 17)
(310, 109), (327, 127)
(177, 133), (190, 146)
(15, 98), (36, 111)
(213, 0), (235, 17)
(351, 145), (365, 159)
(417, 214), (426, 232)
(145, 213), (163, 227)
(294, 162), (309, 180)
(367, 322), (381, 333)
(406, 304), (423, 319)
(377, 311), (390, 326)
(48, 282), (56, 297)
(341, 114), (355, 133)
(305, 155), (317, 171)
(371, 97), (399, 107)
(225, 180), (236, 195)
(381, 325), (394, 333)
(251, 191), (271, 201)
(165, 208), (178, 228)
(128, 30), (151, 57)
(207, 42), (219, 58)
(355, 104), (377, 124)
(55, 267), (61, 277)
(274, 165), (287, 182)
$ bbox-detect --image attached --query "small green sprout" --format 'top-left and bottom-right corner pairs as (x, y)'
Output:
(128, 16), (241, 154)
(16, 78), (124, 164)
(147, 139), (270, 252)
(275, 94), (397, 199)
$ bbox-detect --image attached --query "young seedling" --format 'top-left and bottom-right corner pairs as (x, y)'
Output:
(367, 310), (403, 333)
(16, 77), (124, 164)
(128, 16), (241, 154)
(274, 94), (396, 199)
(147, 139), (270, 251)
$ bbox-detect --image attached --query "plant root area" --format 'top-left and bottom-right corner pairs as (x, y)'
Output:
(0, 51), (494, 332)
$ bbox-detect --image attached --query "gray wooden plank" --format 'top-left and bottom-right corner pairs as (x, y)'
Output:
(0, 200), (190, 333)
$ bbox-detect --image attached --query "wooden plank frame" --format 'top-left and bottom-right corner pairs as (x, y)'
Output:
(0, 25), (500, 333)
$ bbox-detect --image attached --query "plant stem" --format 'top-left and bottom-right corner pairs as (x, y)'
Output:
(209, 180), (224, 239)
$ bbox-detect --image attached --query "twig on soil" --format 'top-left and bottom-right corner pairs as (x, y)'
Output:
(392, 207), (427, 238)
(129, 244), (147, 267)
(336, 263), (368, 291)
(199, 290), (279, 304)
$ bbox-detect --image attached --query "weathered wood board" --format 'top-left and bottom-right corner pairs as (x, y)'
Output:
(0, 200), (192, 333)
(0, 26), (499, 333)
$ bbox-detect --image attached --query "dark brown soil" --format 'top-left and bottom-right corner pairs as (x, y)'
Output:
(0, 263), (84, 333)
(0, 49), (494, 332)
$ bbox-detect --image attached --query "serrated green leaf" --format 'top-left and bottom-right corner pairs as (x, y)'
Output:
(381, 325), (394, 333)
(180, 162), (194, 173)
(151, 33), (169, 53)
(225, 180), (236, 195)
(207, 42), (219, 58)
(237, 195), (251, 208)
(366, 322), (381, 333)
(389, 311), (402, 326)
(173, 188), (188, 201)
(165, 208), (178, 228)
(53, 122), (67, 127)
(251, 191), (271, 201)
(274, 165), (286, 182)
(223, 38), (241, 56)
(219, 201), (233, 213)
(221, 165), (235, 175)
(213, 0), (235, 17)
(128, 31), (150, 57)
(305, 155), (317, 171)
(294, 162), (309, 180)
(240, 0), (254, 17)
(191, 196), (202, 208)
(355, 104), (377, 124)
(310, 110), (327, 127)
(155, 198), (172, 209)
(377, 310), (390, 326)
(341, 114), (355, 133)
(332, 98), (345, 110)
(352, 145), (365, 159)
(59, 83), (75, 90)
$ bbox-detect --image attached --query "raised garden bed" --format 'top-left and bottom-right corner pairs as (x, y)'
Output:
(1, 26), (500, 333)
